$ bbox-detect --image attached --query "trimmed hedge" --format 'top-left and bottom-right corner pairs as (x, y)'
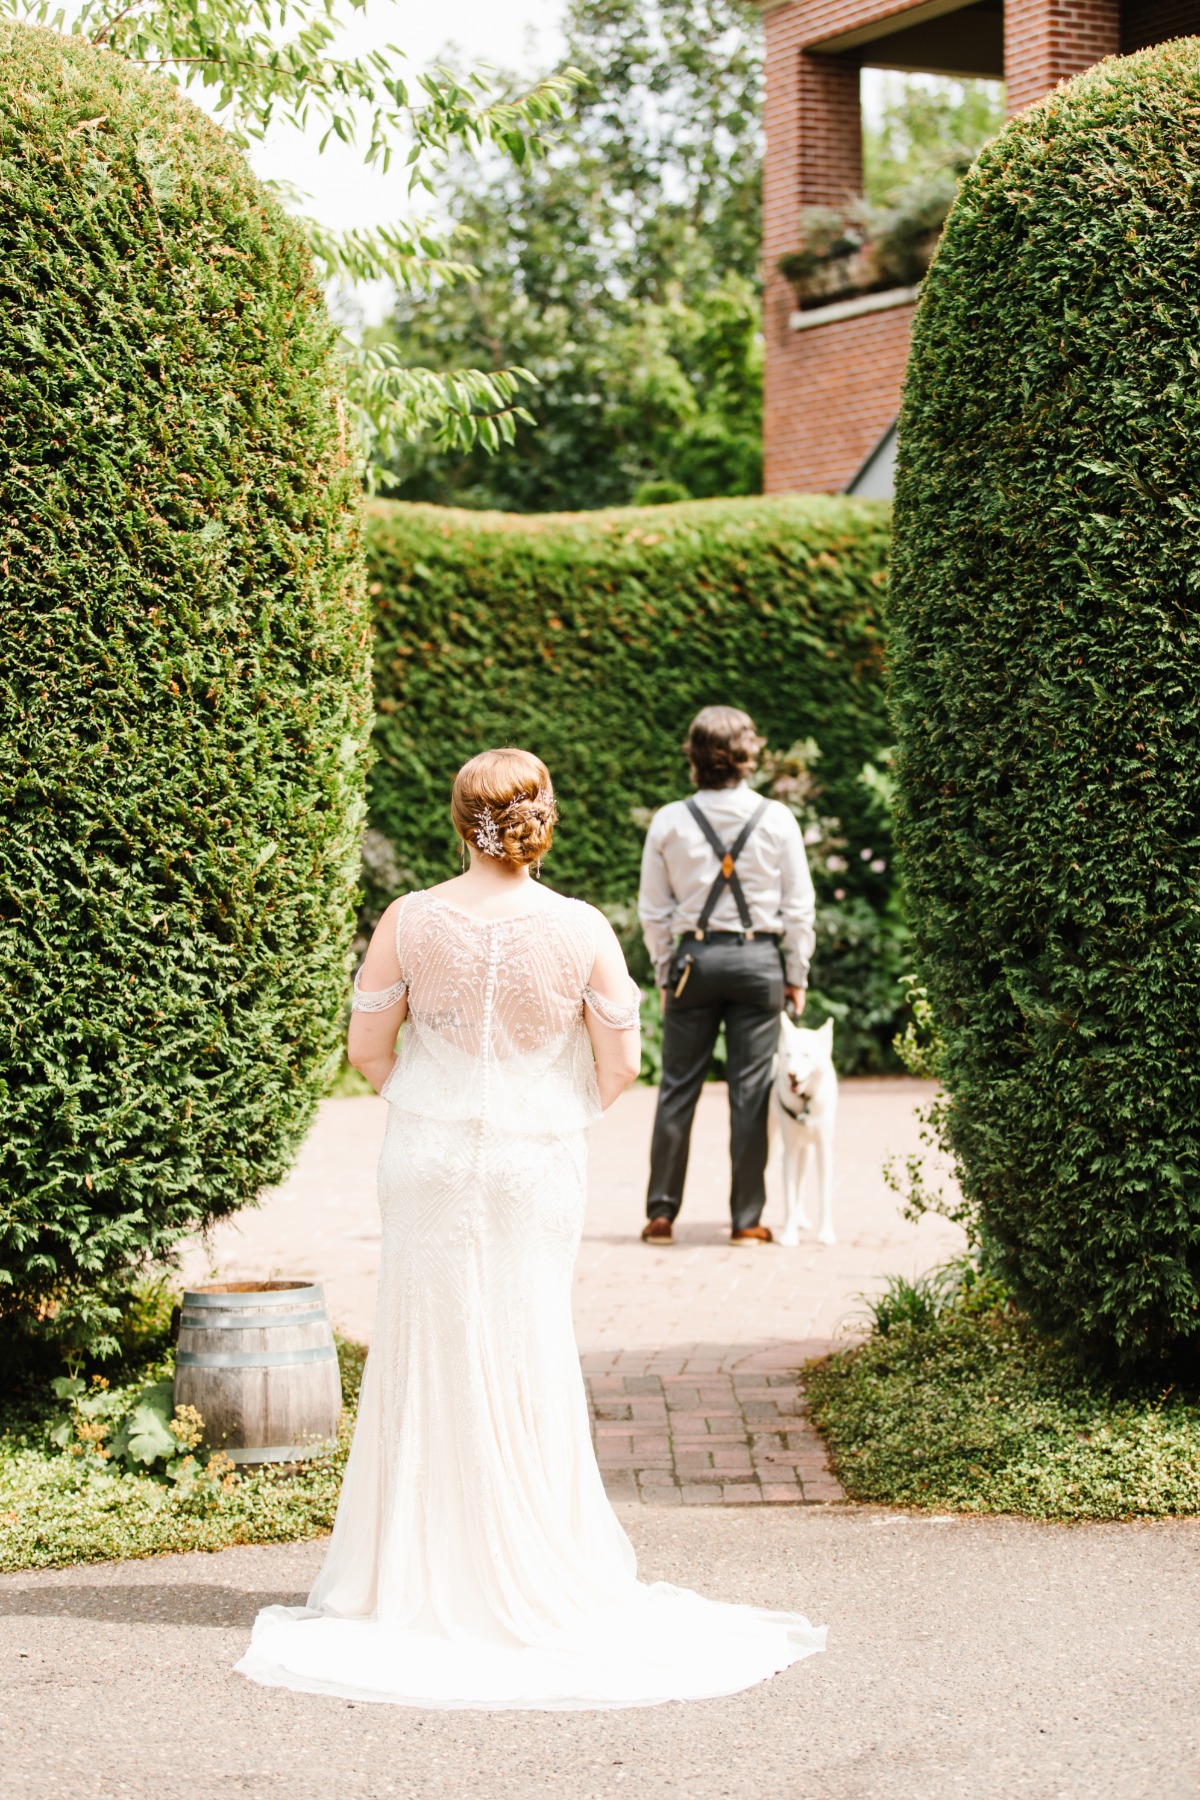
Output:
(890, 42), (1200, 1367)
(365, 495), (900, 1067)
(0, 26), (370, 1349)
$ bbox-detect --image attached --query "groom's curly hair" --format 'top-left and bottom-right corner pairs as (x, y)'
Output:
(684, 706), (763, 790)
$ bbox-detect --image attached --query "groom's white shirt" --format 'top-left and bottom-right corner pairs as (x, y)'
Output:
(637, 782), (816, 989)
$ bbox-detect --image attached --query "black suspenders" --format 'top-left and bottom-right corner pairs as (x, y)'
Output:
(685, 798), (770, 938)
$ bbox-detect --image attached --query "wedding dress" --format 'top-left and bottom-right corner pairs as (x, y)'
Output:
(235, 888), (826, 1709)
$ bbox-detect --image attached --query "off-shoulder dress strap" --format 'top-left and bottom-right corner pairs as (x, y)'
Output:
(580, 899), (641, 1030)
(351, 895), (411, 1014)
(583, 978), (642, 1031)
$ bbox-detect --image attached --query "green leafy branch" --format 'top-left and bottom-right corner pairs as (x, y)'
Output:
(349, 346), (537, 490)
(12, 0), (578, 172)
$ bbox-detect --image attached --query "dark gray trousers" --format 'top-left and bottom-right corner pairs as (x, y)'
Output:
(646, 938), (784, 1232)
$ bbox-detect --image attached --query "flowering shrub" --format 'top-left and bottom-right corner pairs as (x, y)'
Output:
(47, 1374), (235, 1495)
(1, 1334), (368, 1570)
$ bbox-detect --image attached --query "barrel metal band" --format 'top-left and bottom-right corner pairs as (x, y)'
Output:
(220, 1439), (338, 1465)
(181, 1285), (325, 1309)
(176, 1346), (338, 1369)
(179, 1308), (327, 1331)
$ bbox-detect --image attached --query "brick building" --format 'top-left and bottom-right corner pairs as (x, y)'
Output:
(760, 0), (1200, 494)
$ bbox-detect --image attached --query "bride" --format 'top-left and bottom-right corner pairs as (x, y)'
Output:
(236, 748), (826, 1709)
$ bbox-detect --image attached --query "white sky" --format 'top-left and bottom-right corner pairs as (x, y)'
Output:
(243, 0), (564, 239)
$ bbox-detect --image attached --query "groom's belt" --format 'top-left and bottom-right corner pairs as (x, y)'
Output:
(679, 929), (781, 946)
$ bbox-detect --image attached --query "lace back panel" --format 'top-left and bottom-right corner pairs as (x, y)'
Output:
(383, 891), (613, 1134)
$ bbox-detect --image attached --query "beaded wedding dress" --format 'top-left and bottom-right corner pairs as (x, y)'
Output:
(236, 888), (826, 1709)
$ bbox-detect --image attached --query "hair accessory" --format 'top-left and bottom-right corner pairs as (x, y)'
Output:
(469, 788), (556, 859)
(472, 810), (506, 858)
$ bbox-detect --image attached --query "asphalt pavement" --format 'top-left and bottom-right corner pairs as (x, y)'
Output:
(3, 1504), (1197, 1800)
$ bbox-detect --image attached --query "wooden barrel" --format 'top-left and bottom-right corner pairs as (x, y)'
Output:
(173, 1280), (341, 1466)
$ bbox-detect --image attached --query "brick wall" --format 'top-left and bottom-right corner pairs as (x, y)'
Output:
(798, 53), (863, 203)
(764, 2), (872, 491)
(764, 300), (916, 494)
(1003, 0), (1120, 113)
(762, 12), (862, 261)
(1122, 0), (1200, 51)
(761, 0), (1195, 494)
(768, 0), (939, 48)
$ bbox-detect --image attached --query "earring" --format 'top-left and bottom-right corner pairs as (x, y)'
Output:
(533, 858), (542, 880)
(460, 840), (467, 871)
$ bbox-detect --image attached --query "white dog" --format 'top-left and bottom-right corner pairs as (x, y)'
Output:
(772, 1014), (838, 1247)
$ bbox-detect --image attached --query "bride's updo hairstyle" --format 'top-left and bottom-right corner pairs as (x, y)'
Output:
(451, 748), (558, 867)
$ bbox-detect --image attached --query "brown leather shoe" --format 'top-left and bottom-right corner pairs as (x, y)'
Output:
(641, 1217), (674, 1244)
(731, 1225), (773, 1245)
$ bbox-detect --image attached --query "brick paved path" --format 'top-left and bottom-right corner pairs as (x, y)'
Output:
(586, 1366), (843, 1507)
(182, 1079), (961, 1507)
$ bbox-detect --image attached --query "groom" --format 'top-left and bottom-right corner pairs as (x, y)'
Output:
(637, 706), (815, 1245)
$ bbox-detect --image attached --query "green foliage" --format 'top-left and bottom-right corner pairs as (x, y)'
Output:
(5, 0), (575, 177)
(378, 0), (765, 511)
(0, 1337), (369, 1570)
(365, 494), (907, 1071)
(750, 740), (909, 1068)
(862, 74), (1005, 205)
(46, 1372), (209, 1481)
(0, 0), (582, 476)
(0, 25), (371, 1353)
(781, 164), (984, 310)
(633, 481), (694, 507)
(808, 1268), (1200, 1520)
(890, 41), (1200, 1370)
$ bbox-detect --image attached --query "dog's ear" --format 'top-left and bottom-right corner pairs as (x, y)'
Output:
(818, 1017), (834, 1044)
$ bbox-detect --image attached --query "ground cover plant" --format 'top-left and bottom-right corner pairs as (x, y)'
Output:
(364, 493), (905, 1070)
(807, 1264), (1200, 1521)
(889, 41), (1200, 1368)
(0, 1288), (367, 1572)
(0, 24), (371, 1360)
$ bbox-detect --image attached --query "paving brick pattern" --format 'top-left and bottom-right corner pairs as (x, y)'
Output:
(583, 1358), (845, 1508)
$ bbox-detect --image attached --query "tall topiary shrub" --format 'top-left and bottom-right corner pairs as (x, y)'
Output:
(365, 495), (901, 1070)
(890, 41), (1200, 1368)
(0, 24), (370, 1350)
